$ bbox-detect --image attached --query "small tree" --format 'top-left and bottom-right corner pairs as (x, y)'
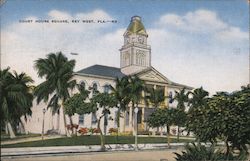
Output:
(170, 108), (187, 142)
(64, 85), (90, 135)
(146, 108), (172, 147)
(89, 92), (117, 151)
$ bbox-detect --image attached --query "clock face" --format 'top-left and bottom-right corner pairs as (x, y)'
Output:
(138, 36), (144, 43)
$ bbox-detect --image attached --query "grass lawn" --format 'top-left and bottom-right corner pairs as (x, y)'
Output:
(1, 133), (41, 141)
(1, 135), (193, 148)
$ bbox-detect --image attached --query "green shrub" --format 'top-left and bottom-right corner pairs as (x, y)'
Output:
(174, 143), (249, 161)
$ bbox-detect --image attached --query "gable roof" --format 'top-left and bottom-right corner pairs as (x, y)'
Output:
(132, 66), (193, 90)
(75, 65), (126, 79)
(76, 64), (193, 90)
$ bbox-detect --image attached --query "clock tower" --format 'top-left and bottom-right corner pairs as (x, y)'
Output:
(120, 16), (151, 75)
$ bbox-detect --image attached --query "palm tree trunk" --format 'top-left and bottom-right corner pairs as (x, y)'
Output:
(57, 111), (60, 130)
(69, 116), (74, 135)
(61, 106), (70, 137)
(129, 105), (133, 132)
(123, 111), (126, 132)
(51, 113), (54, 130)
(7, 121), (16, 138)
(20, 120), (26, 134)
(5, 123), (8, 134)
(116, 109), (120, 144)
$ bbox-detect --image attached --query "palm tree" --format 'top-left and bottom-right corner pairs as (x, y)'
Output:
(188, 87), (209, 109)
(174, 88), (189, 141)
(174, 88), (188, 110)
(110, 76), (130, 133)
(127, 76), (145, 132)
(34, 52), (76, 136)
(145, 88), (165, 108)
(187, 87), (209, 142)
(145, 87), (167, 141)
(0, 68), (33, 138)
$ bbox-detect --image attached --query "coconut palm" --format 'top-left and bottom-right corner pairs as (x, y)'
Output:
(127, 76), (145, 131)
(187, 87), (209, 109)
(173, 88), (189, 141)
(174, 88), (188, 110)
(34, 52), (76, 136)
(145, 87), (166, 108)
(186, 87), (209, 142)
(0, 68), (33, 138)
(110, 76), (130, 133)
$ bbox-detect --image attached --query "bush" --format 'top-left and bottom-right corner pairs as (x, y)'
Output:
(174, 143), (249, 161)
(109, 128), (118, 133)
(78, 127), (88, 135)
(93, 128), (100, 134)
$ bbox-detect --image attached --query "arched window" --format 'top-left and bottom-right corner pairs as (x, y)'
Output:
(78, 81), (86, 92)
(136, 50), (146, 66)
(169, 91), (174, 103)
(79, 115), (84, 125)
(124, 52), (130, 66)
(91, 112), (97, 125)
(104, 84), (110, 93)
(92, 83), (98, 96)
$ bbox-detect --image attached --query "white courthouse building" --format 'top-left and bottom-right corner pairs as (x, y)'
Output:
(23, 16), (192, 135)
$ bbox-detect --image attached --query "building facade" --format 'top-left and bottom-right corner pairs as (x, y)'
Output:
(23, 16), (192, 135)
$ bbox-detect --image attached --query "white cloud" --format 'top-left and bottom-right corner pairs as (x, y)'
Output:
(216, 26), (249, 42)
(157, 9), (248, 43)
(1, 9), (249, 94)
(1, 9), (118, 84)
(152, 9), (248, 94)
(48, 10), (73, 19)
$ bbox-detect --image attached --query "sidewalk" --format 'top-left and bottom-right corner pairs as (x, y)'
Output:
(1, 143), (185, 157)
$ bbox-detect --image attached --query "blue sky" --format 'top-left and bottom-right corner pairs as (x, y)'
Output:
(1, 0), (249, 94)
(2, 0), (249, 30)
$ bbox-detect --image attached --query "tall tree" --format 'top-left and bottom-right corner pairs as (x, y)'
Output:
(186, 87), (209, 140)
(174, 88), (188, 110)
(173, 88), (188, 141)
(34, 52), (76, 136)
(127, 76), (145, 131)
(0, 68), (33, 138)
(145, 88), (166, 108)
(145, 87), (166, 136)
(110, 76), (130, 133)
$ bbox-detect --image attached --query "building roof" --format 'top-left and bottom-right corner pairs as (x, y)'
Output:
(124, 16), (148, 36)
(76, 65), (126, 79)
